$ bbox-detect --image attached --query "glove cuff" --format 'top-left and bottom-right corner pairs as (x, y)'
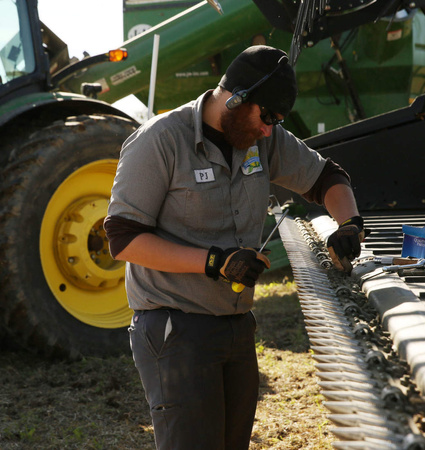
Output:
(205, 246), (223, 280)
(339, 215), (363, 230)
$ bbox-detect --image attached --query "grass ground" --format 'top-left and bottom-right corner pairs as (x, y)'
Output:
(0, 268), (334, 449)
(250, 270), (334, 449)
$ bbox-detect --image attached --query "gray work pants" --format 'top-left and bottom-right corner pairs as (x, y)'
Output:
(129, 309), (259, 450)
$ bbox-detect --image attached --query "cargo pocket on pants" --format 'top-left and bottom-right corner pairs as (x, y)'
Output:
(151, 403), (182, 444)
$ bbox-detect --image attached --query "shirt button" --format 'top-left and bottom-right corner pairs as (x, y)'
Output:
(238, 238), (243, 244)
(235, 210), (239, 215)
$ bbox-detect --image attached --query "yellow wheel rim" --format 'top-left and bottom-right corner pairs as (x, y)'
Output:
(40, 160), (131, 328)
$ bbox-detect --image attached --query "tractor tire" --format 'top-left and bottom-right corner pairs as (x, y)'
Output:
(0, 114), (138, 359)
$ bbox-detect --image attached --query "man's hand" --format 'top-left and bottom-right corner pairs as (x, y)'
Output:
(327, 216), (368, 272)
(205, 247), (270, 288)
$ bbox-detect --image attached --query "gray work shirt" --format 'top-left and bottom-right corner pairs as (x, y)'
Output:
(108, 91), (326, 315)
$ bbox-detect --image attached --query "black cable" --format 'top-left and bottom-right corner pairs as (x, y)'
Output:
(315, 29), (358, 107)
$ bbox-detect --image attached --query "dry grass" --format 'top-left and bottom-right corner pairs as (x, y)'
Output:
(0, 268), (334, 449)
(251, 270), (334, 449)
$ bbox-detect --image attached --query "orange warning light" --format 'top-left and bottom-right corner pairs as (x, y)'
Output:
(108, 49), (128, 62)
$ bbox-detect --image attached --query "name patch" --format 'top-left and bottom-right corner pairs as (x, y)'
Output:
(241, 146), (263, 175)
(194, 168), (215, 183)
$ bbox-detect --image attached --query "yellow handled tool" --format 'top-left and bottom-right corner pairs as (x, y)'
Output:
(232, 282), (246, 293)
(232, 209), (289, 292)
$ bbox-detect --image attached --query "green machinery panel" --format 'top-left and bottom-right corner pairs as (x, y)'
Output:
(122, 2), (425, 138)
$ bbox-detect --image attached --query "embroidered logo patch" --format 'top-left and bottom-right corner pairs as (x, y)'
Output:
(194, 168), (215, 183)
(241, 146), (263, 175)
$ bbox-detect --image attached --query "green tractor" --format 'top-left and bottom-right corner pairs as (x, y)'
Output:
(1, 0), (424, 358)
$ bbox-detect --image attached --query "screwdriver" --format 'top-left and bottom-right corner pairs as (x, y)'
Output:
(232, 208), (290, 293)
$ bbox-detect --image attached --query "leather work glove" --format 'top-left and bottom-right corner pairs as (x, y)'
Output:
(205, 246), (271, 288)
(327, 216), (369, 273)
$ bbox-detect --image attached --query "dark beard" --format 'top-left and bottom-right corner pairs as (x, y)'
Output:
(220, 103), (263, 150)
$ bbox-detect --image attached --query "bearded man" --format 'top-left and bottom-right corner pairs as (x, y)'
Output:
(104, 45), (364, 450)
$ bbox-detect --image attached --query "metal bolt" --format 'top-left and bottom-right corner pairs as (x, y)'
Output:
(68, 257), (75, 264)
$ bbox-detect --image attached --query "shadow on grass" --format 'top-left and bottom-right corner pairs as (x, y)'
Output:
(253, 267), (310, 354)
(253, 267), (314, 406)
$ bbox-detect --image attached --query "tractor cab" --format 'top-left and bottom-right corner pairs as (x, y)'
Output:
(0, 0), (56, 106)
(0, 0), (36, 85)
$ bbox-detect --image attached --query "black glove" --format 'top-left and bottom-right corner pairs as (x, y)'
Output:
(327, 216), (369, 272)
(205, 246), (271, 288)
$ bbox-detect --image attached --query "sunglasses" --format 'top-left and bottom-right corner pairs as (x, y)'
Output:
(259, 106), (284, 126)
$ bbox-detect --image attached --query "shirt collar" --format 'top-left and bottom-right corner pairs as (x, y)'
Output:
(193, 90), (214, 154)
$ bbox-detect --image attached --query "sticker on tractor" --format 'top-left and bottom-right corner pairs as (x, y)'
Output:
(95, 78), (110, 94)
(175, 71), (209, 78)
(110, 66), (141, 85)
(128, 24), (151, 39)
(387, 29), (402, 41)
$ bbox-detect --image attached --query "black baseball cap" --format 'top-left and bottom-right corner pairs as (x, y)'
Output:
(219, 45), (297, 116)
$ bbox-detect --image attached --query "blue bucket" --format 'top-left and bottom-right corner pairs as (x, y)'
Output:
(402, 225), (425, 258)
